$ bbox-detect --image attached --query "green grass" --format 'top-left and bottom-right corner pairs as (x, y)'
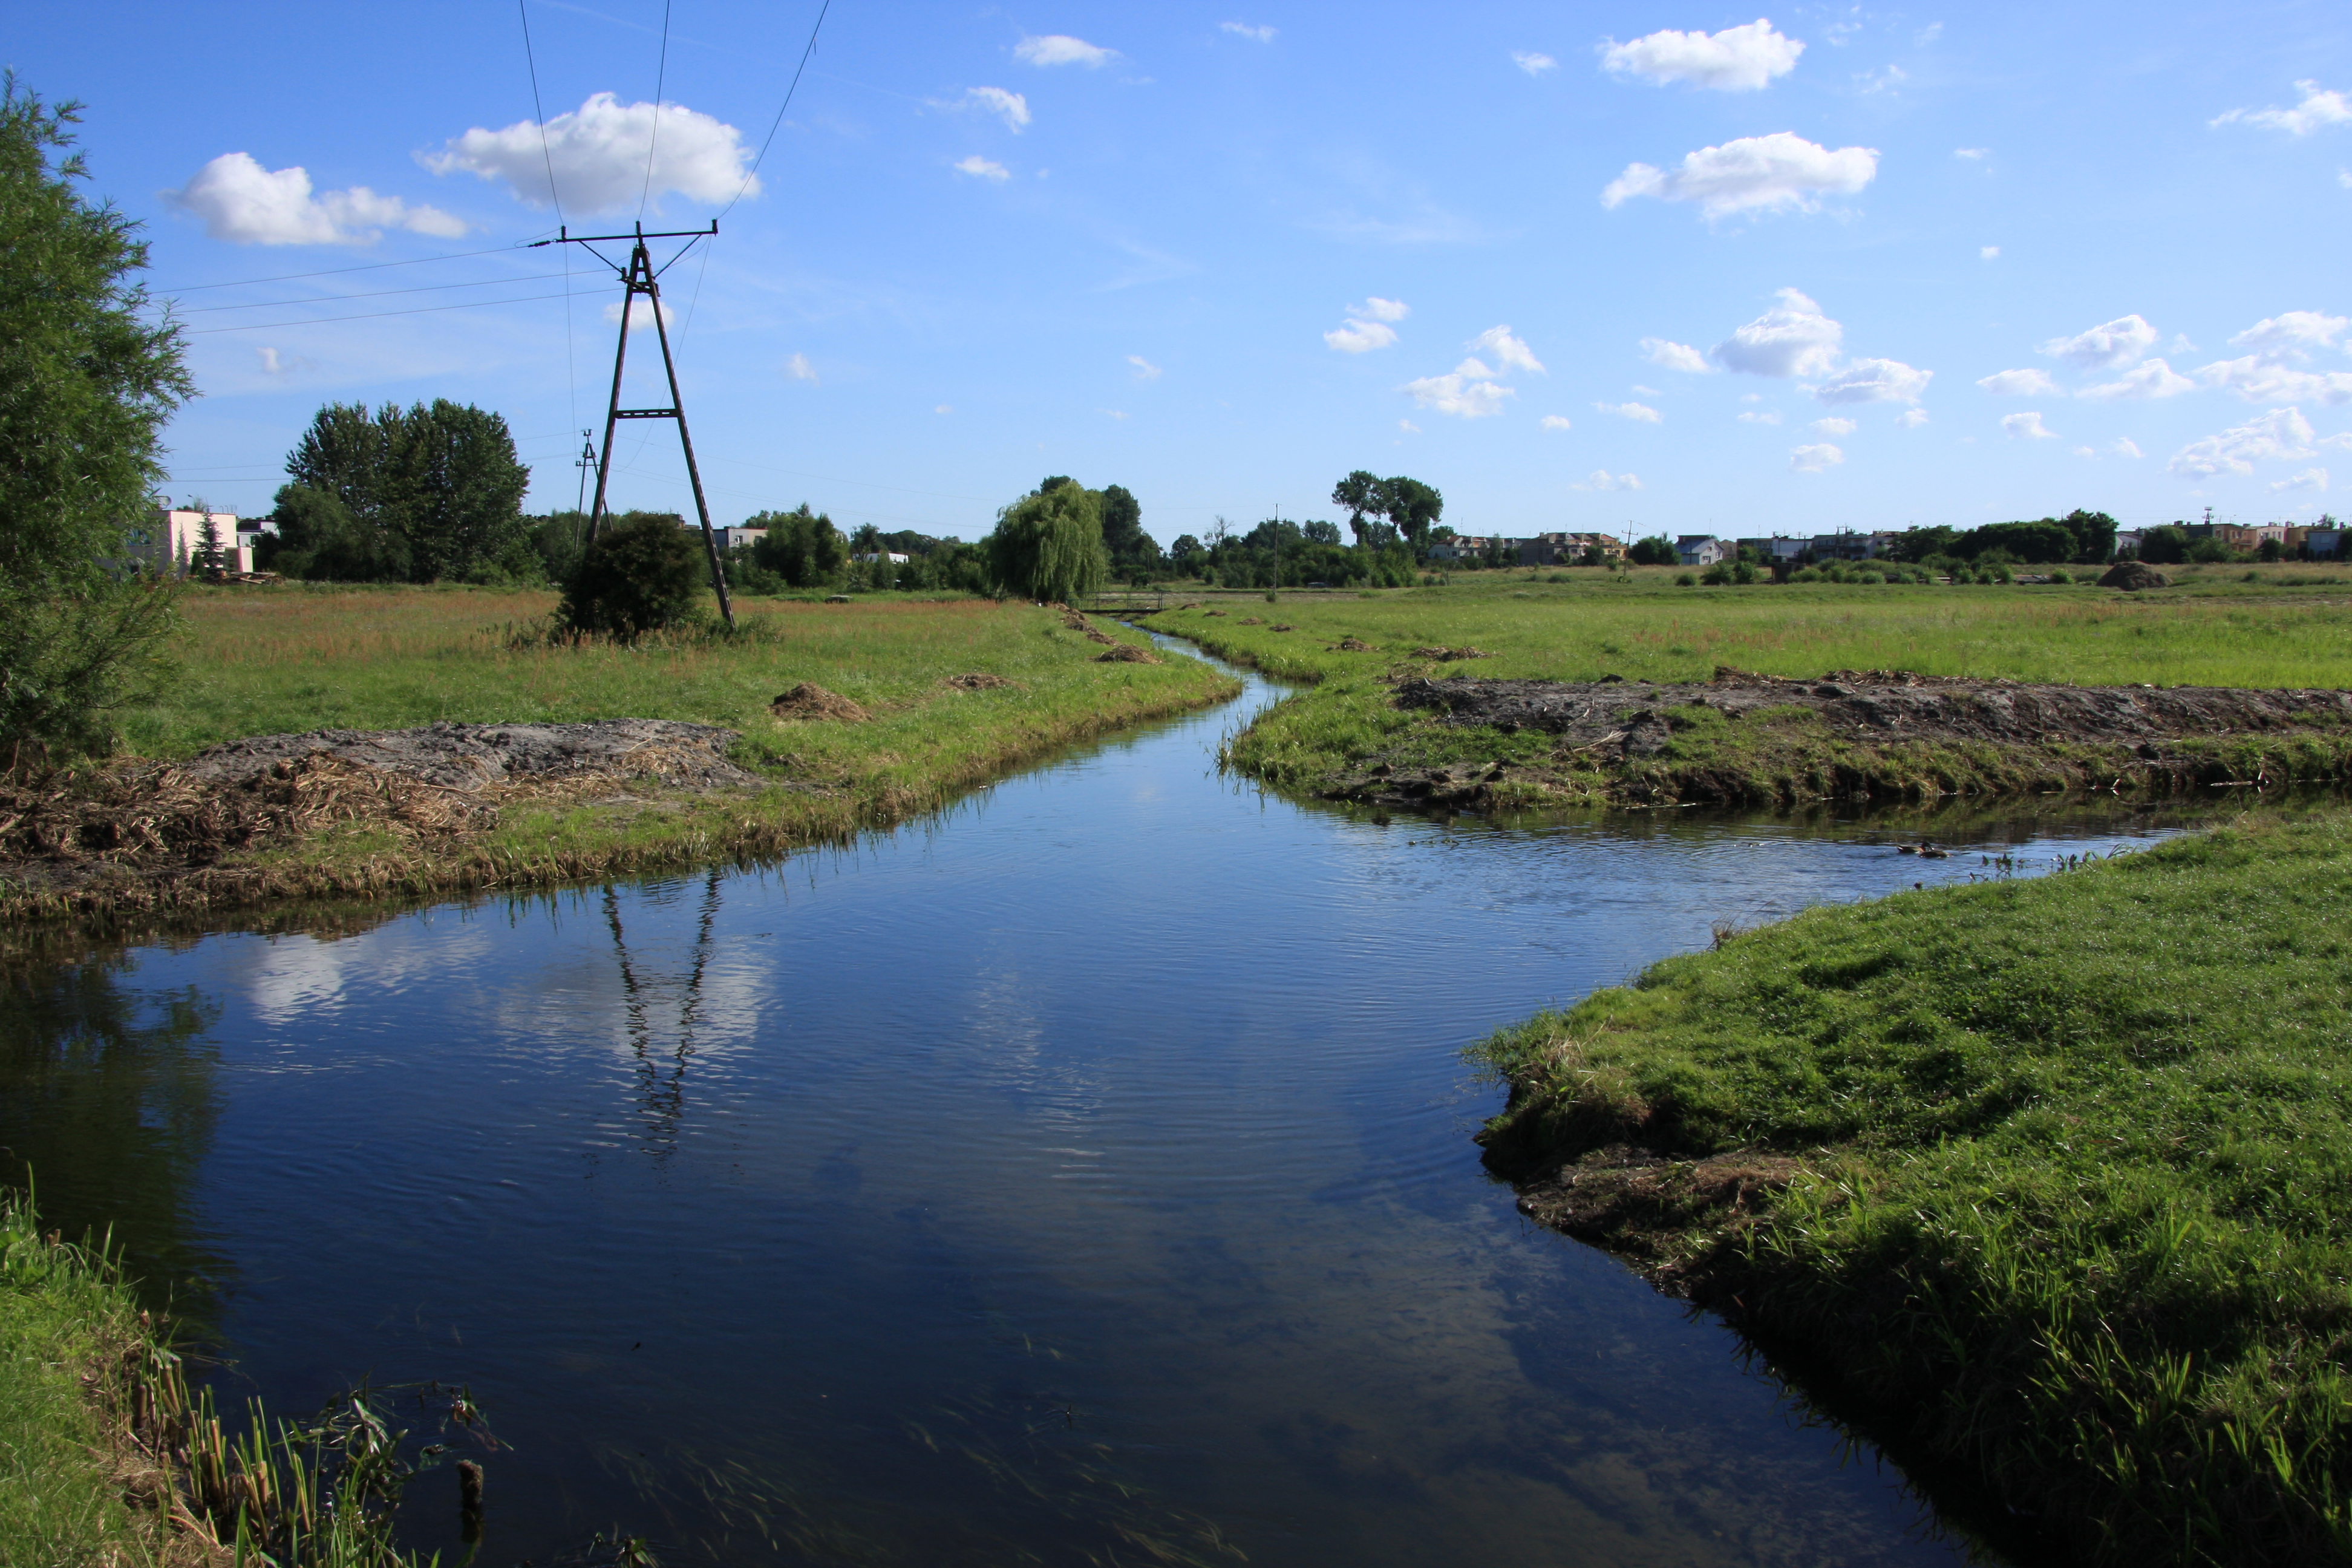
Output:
(1471, 811), (2352, 1565)
(1135, 570), (2352, 805)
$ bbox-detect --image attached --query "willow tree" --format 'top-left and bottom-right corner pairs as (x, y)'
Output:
(988, 479), (1108, 603)
(0, 78), (192, 756)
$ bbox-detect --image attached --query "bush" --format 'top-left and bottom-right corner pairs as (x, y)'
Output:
(1789, 566), (1821, 583)
(559, 514), (707, 639)
(1674, 572), (1697, 587)
(1700, 562), (1732, 586)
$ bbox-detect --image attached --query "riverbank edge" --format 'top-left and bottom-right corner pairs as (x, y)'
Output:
(0, 669), (1240, 943)
(1467, 812), (2352, 1567)
(1133, 615), (2352, 814)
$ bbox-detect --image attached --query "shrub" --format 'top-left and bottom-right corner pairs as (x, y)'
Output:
(1790, 567), (1822, 583)
(1674, 572), (1697, 587)
(1700, 562), (1733, 586)
(559, 513), (707, 640)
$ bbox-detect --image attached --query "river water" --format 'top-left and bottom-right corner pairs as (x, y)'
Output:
(9, 645), (2196, 1566)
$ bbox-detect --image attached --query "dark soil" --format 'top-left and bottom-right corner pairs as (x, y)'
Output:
(771, 684), (871, 722)
(182, 718), (757, 791)
(1499, 1143), (1803, 1294)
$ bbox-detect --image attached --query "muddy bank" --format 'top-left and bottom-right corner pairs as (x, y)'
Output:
(1323, 667), (2352, 810)
(179, 717), (760, 791)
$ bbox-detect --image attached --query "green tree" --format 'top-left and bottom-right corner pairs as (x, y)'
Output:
(1099, 484), (1148, 561)
(1302, 518), (1342, 546)
(1628, 534), (1677, 566)
(280, 400), (531, 582)
(750, 505), (847, 588)
(2137, 526), (2189, 565)
(1331, 471), (1381, 544)
(0, 78), (193, 756)
(1380, 476), (1443, 548)
(560, 512), (705, 639)
(989, 482), (1108, 602)
(191, 511), (226, 576)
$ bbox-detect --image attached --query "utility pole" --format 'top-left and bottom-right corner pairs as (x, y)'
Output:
(572, 430), (599, 523)
(530, 221), (733, 627)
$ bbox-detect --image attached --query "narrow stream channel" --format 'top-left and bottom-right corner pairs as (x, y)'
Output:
(12, 644), (2203, 1566)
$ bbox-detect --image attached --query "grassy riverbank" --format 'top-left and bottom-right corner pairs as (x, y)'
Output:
(1137, 570), (2352, 808)
(4, 586), (1235, 931)
(1471, 809), (2352, 1565)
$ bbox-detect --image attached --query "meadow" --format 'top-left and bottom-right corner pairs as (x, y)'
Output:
(1137, 567), (2352, 804)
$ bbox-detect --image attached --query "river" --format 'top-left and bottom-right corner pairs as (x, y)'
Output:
(7, 642), (2191, 1566)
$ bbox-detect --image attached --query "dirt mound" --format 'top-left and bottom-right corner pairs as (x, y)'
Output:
(1506, 1144), (1802, 1280)
(183, 718), (756, 791)
(1095, 643), (1162, 664)
(771, 684), (872, 722)
(1237, 616), (1265, 626)
(943, 672), (1017, 690)
(1333, 637), (1376, 652)
(1393, 671), (2352, 751)
(1413, 646), (1494, 662)
(1270, 623), (1295, 632)
(1202, 609), (1228, 617)
(2100, 561), (2171, 591)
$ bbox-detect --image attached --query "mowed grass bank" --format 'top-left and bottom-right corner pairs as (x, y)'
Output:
(1138, 572), (2352, 805)
(7, 585), (1235, 929)
(1472, 812), (2352, 1566)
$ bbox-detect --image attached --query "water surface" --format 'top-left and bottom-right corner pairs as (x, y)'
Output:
(8, 648), (2193, 1566)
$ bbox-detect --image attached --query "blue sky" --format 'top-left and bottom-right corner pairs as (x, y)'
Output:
(16, 1), (2352, 546)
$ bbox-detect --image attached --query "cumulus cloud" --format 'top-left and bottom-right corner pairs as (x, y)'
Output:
(1014, 34), (1117, 67)
(1540, 414), (1573, 430)
(2079, 358), (2196, 401)
(935, 404), (953, 414)
(2211, 81), (2352, 137)
(1812, 416), (1857, 436)
(2038, 315), (2157, 370)
(1573, 470), (1643, 491)
(1513, 51), (1557, 75)
(1597, 400), (1662, 423)
(1955, 147), (1989, 160)
(1402, 362), (1514, 417)
(2169, 407), (2333, 477)
(1469, 325), (1546, 374)
(605, 297), (675, 333)
(1128, 354), (1162, 381)
(2272, 468), (2330, 492)
(953, 155), (1011, 181)
(1789, 443), (1844, 472)
(1815, 358), (1932, 405)
(1981, 245), (2001, 260)
(1897, 408), (1930, 428)
(426, 93), (751, 213)
(2002, 411), (2056, 440)
(2198, 357), (2352, 405)
(1356, 296), (1410, 322)
(2114, 437), (2143, 457)
(1711, 288), (1843, 377)
(1641, 336), (1713, 373)
(784, 351), (817, 382)
(1602, 132), (1876, 218)
(1599, 19), (1804, 91)
(1325, 319), (1397, 353)
(166, 152), (466, 245)
(952, 87), (1031, 131)
(1220, 21), (1276, 41)
(1399, 419), (1421, 433)
(1737, 410), (1781, 424)
(1978, 368), (2057, 396)
(2232, 312), (2350, 354)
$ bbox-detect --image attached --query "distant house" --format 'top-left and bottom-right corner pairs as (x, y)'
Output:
(132, 508), (250, 576)
(1809, 531), (1894, 561)
(2298, 528), (2342, 558)
(1515, 531), (1627, 566)
(852, 550), (910, 564)
(1674, 534), (1726, 567)
(1735, 535), (1808, 563)
(716, 526), (767, 551)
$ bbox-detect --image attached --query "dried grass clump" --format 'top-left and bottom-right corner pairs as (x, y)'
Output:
(771, 684), (871, 722)
(1096, 644), (1161, 664)
(942, 672), (1018, 690)
(1413, 645), (1494, 661)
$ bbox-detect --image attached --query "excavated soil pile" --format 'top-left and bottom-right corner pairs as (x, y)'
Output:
(1096, 644), (1161, 664)
(183, 719), (756, 791)
(943, 672), (1017, 690)
(1059, 607), (1118, 645)
(2099, 561), (2171, 591)
(772, 684), (871, 722)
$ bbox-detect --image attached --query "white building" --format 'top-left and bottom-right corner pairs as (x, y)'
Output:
(133, 509), (250, 575)
(1674, 534), (1727, 567)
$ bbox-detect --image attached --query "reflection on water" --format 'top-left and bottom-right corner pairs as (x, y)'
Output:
(3, 649), (2234, 1566)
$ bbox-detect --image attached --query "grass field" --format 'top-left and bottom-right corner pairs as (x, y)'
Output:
(1134, 569), (2352, 805)
(1469, 811), (2352, 1566)
(5, 584), (1235, 929)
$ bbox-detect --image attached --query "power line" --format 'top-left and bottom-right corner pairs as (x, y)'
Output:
(185, 287), (597, 334)
(152, 244), (543, 295)
(170, 272), (569, 314)
(639, 0), (674, 221)
(717, 0), (830, 221)
(517, 0), (582, 440)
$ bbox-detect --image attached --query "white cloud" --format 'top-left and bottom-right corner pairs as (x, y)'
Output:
(1978, 367), (2057, 396)
(784, 351), (817, 382)
(1633, 384), (1661, 396)
(255, 346), (312, 375)
(1573, 470), (1643, 491)
(1789, 443), (1844, 472)
(1599, 19), (1805, 91)
(1102, 409), (1129, 420)
(1918, 22), (1944, 45)
(166, 152), (466, 245)
(1981, 245), (2001, 260)
(1815, 357), (1932, 405)
(2113, 437), (2143, 457)
(1897, 408), (1930, 428)
(1812, 416), (1857, 436)
(2038, 315), (2158, 370)
(2079, 358), (2196, 401)
(1711, 287), (1843, 376)
(2002, 411), (2056, 440)
(426, 93), (751, 214)
(1514, 51), (1558, 75)
(1955, 147), (1989, 160)
(1737, 410), (1782, 424)
(1540, 414), (1573, 431)
(1596, 400), (1663, 423)
(1128, 354), (1163, 381)
(2169, 407), (2325, 477)
(953, 155), (1011, 181)
(953, 87), (1031, 131)
(2342, 168), (2352, 189)
(1603, 132), (1877, 218)
(1355, 296), (1410, 322)
(1325, 319), (1397, 353)
(1220, 21), (1276, 41)
(1469, 325), (1546, 374)
(2230, 312), (2350, 354)
(1856, 65), (1907, 94)
(2272, 468), (2330, 492)
(2197, 356), (2352, 405)
(935, 404), (953, 414)
(1402, 364), (1514, 417)
(604, 297), (676, 334)
(2212, 81), (2352, 137)
(2073, 446), (2097, 459)
(1641, 336), (1713, 373)
(1014, 34), (1116, 67)
(1399, 419), (1421, 433)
